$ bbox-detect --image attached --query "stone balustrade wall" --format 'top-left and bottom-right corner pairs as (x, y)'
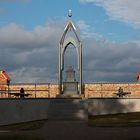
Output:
(0, 83), (140, 98)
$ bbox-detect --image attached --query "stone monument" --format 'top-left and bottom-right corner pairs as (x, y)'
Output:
(58, 10), (83, 96)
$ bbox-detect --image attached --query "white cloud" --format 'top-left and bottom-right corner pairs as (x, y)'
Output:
(77, 20), (103, 39)
(10, 67), (56, 83)
(0, 20), (64, 83)
(77, 20), (90, 30)
(79, 0), (140, 28)
(0, 21), (63, 48)
(0, 19), (140, 83)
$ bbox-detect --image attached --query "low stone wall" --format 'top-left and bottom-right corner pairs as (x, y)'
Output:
(0, 98), (140, 126)
(88, 98), (140, 116)
(1, 83), (140, 98)
(8, 84), (58, 98)
(84, 83), (140, 97)
(0, 99), (50, 126)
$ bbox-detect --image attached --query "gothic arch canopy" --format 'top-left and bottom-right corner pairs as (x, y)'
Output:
(61, 37), (81, 70)
(58, 18), (83, 95)
(60, 20), (80, 45)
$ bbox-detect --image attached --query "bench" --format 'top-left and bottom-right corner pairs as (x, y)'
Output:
(114, 92), (131, 97)
(8, 93), (31, 98)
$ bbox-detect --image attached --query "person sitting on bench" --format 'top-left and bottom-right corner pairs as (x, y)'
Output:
(20, 88), (25, 98)
(118, 87), (123, 97)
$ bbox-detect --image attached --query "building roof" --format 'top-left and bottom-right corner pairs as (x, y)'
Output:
(0, 71), (11, 81)
(136, 72), (140, 80)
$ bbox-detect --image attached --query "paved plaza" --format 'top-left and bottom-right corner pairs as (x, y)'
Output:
(1, 121), (140, 140)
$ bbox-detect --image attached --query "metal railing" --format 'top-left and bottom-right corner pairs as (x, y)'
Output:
(0, 83), (51, 98)
(0, 82), (140, 98)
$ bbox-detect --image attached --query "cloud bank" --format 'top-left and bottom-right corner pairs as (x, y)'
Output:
(0, 19), (140, 83)
(79, 0), (140, 28)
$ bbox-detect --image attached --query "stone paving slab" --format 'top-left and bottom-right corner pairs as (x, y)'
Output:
(1, 121), (140, 140)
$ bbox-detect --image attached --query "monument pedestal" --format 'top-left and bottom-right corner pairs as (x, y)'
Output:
(57, 93), (81, 98)
(63, 82), (78, 94)
(57, 82), (80, 98)
(58, 66), (80, 98)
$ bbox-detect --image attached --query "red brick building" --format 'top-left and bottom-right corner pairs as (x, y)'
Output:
(0, 71), (11, 98)
(136, 72), (140, 82)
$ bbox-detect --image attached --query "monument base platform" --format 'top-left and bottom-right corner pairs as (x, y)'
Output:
(57, 93), (82, 98)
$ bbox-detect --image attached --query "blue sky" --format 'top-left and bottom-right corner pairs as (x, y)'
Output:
(0, 0), (140, 83)
(0, 0), (139, 42)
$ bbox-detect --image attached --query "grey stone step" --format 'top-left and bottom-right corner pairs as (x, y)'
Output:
(49, 111), (87, 116)
(48, 99), (87, 121)
(49, 100), (87, 106)
(49, 106), (81, 109)
(48, 112), (87, 121)
(49, 104), (87, 112)
(50, 100), (87, 104)
(50, 104), (84, 107)
(49, 118), (86, 121)
(50, 99), (84, 103)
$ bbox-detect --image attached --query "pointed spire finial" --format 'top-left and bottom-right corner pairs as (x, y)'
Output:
(68, 9), (72, 18)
